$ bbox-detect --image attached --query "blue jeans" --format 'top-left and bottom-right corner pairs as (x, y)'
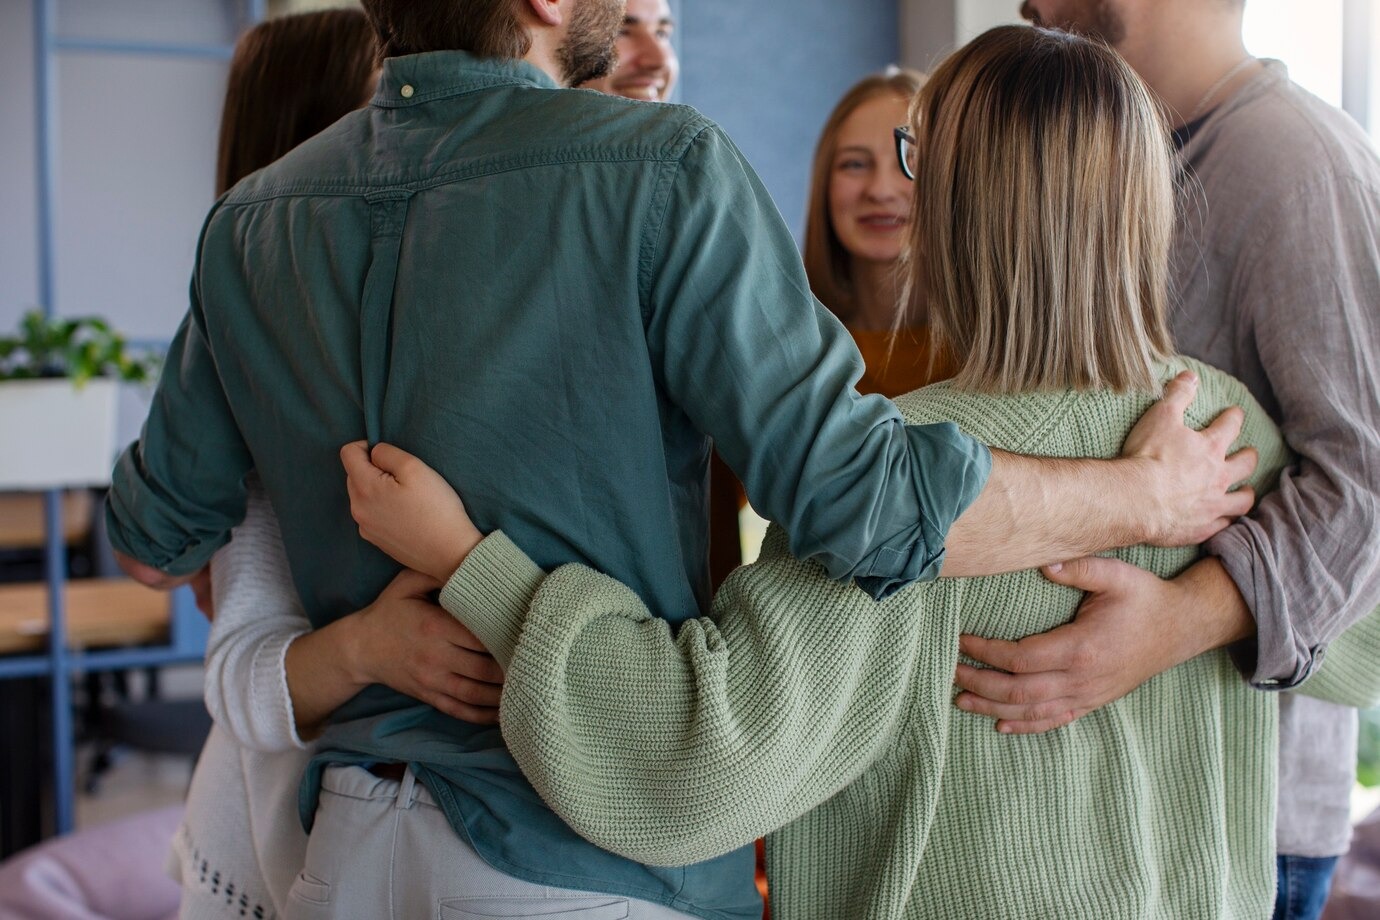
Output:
(1274, 854), (1340, 920)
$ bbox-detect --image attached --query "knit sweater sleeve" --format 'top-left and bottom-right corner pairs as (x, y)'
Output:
(203, 482), (311, 753)
(440, 526), (952, 867)
(1293, 609), (1380, 708)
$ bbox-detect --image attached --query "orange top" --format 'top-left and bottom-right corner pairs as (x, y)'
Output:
(846, 324), (956, 398)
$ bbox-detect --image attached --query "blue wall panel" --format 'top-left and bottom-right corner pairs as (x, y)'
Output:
(678, 0), (901, 242)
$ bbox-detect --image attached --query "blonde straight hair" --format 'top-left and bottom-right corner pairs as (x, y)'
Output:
(906, 25), (1175, 394)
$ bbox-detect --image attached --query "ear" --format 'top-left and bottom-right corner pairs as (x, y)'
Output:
(523, 0), (564, 28)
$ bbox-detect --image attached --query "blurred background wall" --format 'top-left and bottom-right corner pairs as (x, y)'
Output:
(0, 0), (1372, 441)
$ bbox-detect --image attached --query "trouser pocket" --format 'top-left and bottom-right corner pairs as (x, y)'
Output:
(288, 871), (332, 906)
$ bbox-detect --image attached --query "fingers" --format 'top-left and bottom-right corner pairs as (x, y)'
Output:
(442, 672), (503, 708)
(959, 631), (1073, 675)
(190, 566), (215, 621)
(953, 663), (1094, 734)
(993, 708), (1092, 736)
(1221, 484), (1256, 518)
(1201, 405), (1245, 451)
(1040, 555), (1132, 594)
(386, 568), (443, 597)
(1224, 446), (1259, 485)
(421, 670), (503, 723)
(952, 663), (1068, 708)
(954, 688), (1081, 728)
(452, 646), (504, 684)
(1156, 370), (1200, 421)
(449, 621), (497, 659)
(426, 693), (499, 725)
(339, 440), (374, 478)
(369, 442), (420, 478)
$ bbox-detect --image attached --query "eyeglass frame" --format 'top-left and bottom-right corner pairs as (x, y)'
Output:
(893, 125), (917, 181)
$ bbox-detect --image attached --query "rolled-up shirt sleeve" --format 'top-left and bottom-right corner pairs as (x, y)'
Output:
(105, 212), (254, 576)
(1207, 175), (1380, 688)
(642, 124), (991, 598)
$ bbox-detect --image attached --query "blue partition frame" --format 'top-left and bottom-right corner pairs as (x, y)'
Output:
(20, 0), (263, 838)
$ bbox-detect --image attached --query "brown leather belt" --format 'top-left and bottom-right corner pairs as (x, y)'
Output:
(366, 762), (407, 781)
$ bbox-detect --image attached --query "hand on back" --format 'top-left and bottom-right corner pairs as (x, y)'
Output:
(345, 568), (504, 724)
(340, 440), (485, 581)
(1123, 371), (1258, 546)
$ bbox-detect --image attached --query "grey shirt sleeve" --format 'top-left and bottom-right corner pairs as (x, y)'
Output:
(1208, 174), (1380, 687)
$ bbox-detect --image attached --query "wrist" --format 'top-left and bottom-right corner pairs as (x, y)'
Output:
(1120, 455), (1172, 546)
(431, 525), (484, 582)
(1169, 557), (1255, 656)
(329, 611), (377, 688)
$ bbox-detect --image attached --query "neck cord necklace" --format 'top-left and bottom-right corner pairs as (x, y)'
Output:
(1188, 56), (1258, 123)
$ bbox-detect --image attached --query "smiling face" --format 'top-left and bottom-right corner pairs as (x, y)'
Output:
(827, 92), (914, 267)
(1019, 0), (1128, 44)
(581, 0), (678, 100)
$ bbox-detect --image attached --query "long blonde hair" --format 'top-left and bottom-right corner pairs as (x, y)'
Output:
(907, 25), (1175, 393)
(803, 69), (926, 322)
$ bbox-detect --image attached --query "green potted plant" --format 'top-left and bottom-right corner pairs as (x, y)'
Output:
(0, 310), (160, 490)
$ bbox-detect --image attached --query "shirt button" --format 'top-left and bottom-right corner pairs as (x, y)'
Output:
(400, 84), (415, 99)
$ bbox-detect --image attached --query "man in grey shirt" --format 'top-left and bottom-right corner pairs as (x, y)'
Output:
(959, 2), (1380, 918)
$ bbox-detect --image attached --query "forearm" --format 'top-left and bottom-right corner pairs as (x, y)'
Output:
(202, 488), (317, 752)
(942, 451), (1152, 577)
(442, 530), (933, 866)
(282, 617), (370, 740)
(1174, 557), (1255, 652)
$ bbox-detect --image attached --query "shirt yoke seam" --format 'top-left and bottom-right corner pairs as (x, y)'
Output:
(223, 145), (704, 207)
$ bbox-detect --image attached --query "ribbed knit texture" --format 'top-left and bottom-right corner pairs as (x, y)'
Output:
(173, 485), (313, 919)
(1297, 610), (1380, 708)
(442, 356), (1380, 919)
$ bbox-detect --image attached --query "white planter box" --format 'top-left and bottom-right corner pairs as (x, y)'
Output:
(0, 378), (118, 491)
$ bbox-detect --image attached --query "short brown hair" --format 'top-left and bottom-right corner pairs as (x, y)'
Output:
(361, 0), (531, 60)
(216, 10), (379, 195)
(907, 25), (1175, 394)
(802, 69), (925, 321)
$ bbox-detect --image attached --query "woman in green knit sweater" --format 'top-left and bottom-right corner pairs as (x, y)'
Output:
(342, 26), (1380, 920)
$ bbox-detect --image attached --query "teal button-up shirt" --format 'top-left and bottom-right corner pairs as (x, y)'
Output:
(107, 53), (990, 919)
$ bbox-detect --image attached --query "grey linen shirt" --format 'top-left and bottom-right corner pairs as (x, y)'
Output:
(1173, 60), (1380, 856)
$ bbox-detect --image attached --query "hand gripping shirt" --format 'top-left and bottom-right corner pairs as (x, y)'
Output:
(105, 52), (990, 919)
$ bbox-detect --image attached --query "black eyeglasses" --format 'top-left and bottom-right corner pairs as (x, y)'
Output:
(893, 125), (917, 181)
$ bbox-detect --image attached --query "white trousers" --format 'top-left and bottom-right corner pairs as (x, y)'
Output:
(283, 765), (696, 920)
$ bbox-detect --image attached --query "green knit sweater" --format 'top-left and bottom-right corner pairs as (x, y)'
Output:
(439, 356), (1379, 920)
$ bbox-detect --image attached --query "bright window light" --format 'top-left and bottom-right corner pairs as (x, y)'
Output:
(1243, 0), (1345, 108)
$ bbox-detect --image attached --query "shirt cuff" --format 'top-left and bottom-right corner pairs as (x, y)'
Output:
(856, 422), (993, 600)
(1208, 523), (1318, 689)
(251, 628), (311, 751)
(105, 446), (232, 577)
(439, 531), (546, 671)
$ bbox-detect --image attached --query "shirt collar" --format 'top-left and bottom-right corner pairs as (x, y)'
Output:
(372, 50), (561, 108)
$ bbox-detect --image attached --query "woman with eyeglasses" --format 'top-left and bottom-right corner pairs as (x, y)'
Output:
(707, 69), (945, 615)
(802, 68), (952, 399)
(339, 24), (1380, 919)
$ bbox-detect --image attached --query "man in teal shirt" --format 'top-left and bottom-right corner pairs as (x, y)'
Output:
(107, 0), (1255, 916)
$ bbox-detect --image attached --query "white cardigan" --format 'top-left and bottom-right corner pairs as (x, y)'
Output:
(170, 484), (312, 920)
